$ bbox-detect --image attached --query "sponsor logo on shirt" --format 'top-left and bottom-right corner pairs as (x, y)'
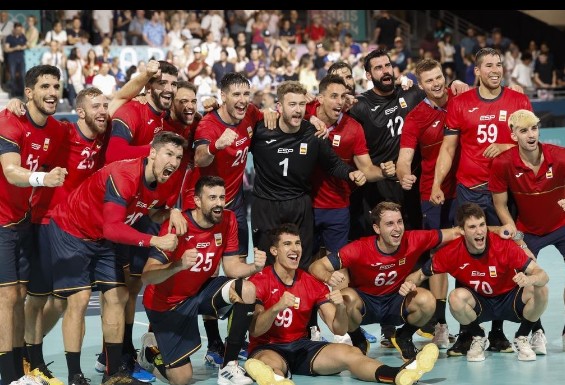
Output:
(515, 172), (524, 178)
(299, 143), (308, 155)
(459, 263), (470, 269)
(214, 233), (222, 246)
(479, 115), (495, 121)
(277, 148), (293, 153)
(235, 137), (247, 147)
(385, 106), (398, 115)
(196, 242), (211, 248)
(31, 143), (41, 150)
(468, 107), (478, 112)
(332, 135), (341, 147)
(266, 139), (277, 144)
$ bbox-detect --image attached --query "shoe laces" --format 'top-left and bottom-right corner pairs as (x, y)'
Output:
(71, 374), (91, 385)
(470, 336), (487, 351)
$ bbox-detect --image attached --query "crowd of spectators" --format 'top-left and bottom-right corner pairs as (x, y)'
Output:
(2, 10), (565, 108)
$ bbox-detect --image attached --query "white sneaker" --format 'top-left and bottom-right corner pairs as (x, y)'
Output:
(513, 336), (536, 361)
(139, 332), (159, 372)
(530, 329), (547, 355)
(432, 323), (449, 349)
(466, 336), (488, 362)
(333, 333), (353, 345)
(9, 375), (47, 385)
(218, 360), (253, 385)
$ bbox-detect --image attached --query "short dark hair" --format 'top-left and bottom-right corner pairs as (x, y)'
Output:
(151, 130), (187, 151)
(370, 201), (402, 225)
(194, 175), (225, 197)
(455, 202), (485, 228)
(75, 87), (104, 109)
(474, 47), (501, 66)
(25, 65), (61, 88)
(318, 74), (347, 94)
(147, 60), (179, 85)
(328, 61), (353, 75)
(176, 80), (198, 94)
(364, 48), (391, 72)
(269, 223), (300, 247)
(220, 72), (250, 93)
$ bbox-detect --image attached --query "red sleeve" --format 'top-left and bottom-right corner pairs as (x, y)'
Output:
(102, 201), (153, 247)
(105, 137), (151, 164)
(400, 113), (420, 149)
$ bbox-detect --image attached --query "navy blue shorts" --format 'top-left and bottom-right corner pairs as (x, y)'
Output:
(356, 290), (408, 326)
(145, 276), (232, 368)
(456, 184), (500, 226)
(524, 225), (565, 259)
(421, 199), (456, 230)
(249, 339), (330, 376)
(127, 215), (161, 276)
(49, 219), (125, 298)
(313, 207), (350, 255)
(27, 224), (53, 296)
(0, 220), (32, 286)
(460, 286), (526, 323)
(227, 187), (249, 257)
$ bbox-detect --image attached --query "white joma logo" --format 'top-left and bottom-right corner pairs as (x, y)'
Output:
(515, 172), (523, 178)
(271, 288), (279, 294)
(185, 235), (195, 242)
(432, 120), (440, 127)
(147, 119), (154, 125)
(266, 139), (277, 144)
(468, 107), (478, 112)
(460, 263), (470, 269)
(371, 105), (380, 112)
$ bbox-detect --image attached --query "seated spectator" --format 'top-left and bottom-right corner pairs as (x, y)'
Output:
(186, 11), (203, 42)
(41, 40), (66, 98)
(44, 20), (68, 46)
(109, 56), (126, 89)
(193, 66), (217, 111)
(261, 91), (276, 111)
(244, 46), (266, 79)
(250, 64), (273, 93)
(279, 18), (296, 45)
(143, 10), (167, 48)
(75, 31), (92, 58)
(211, 49), (236, 87)
(392, 36), (412, 73)
(298, 54), (318, 93)
(511, 51), (534, 91)
(65, 46), (85, 107)
(186, 46), (208, 83)
(304, 14), (326, 44)
(113, 10), (132, 45)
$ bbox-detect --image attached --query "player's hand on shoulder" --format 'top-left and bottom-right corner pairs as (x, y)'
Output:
(310, 115), (329, 138)
(263, 109), (279, 129)
(343, 94), (358, 112)
(450, 80), (470, 95)
(180, 248), (198, 269)
(168, 208), (187, 236)
(44, 167), (68, 187)
(253, 247), (266, 272)
(5, 98), (26, 116)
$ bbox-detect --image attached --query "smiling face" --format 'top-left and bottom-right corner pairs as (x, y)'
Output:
(374, 209), (405, 253)
(79, 93), (109, 137)
(27, 74), (61, 117)
(149, 73), (178, 112)
(195, 184), (226, 225)
(462, 215), (488, 253)
(222, 83), (251, 124)
(418, 65), (447, 102)
(271, 232), (302, 270)
(149, 142), (183, 184)
(173, 86), (197, 126)
(475, 53), (503, 91)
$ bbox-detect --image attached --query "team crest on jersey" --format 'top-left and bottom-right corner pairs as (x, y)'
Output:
(299, 143), (308, 155)
(247, 126), (253, 138)
(546, 166), (553, 179)
(489, 266), (497, 277)
(214, 233), (223, 246)
(399, 97), (408, 109)
(43, 138), (50, 151)
(332, 135), (341, 147)
(399, 258), (406, 265)
(499, 110), (507, 122)
(293, 297), (301, 309)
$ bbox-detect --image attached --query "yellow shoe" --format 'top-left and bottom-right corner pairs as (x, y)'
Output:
(29, 364), (64, 385)
(394, 343), (439, 385)
(23, 358), (31, 375)
(244, 359), (276, 385)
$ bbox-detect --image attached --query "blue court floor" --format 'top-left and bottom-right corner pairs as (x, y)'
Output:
(39, 245), (565, 385)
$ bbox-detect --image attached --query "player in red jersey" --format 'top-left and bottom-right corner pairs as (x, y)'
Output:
(397, 59), (459, 348)
(432, 47), (534, 356)
(244, 223), (440, 385)
(0, 64), (68, 385)
(48, 131), (185, 385)
(405, 203), (548, 362)
(490, 109), (565, 353)
(309, 201), (461, 361)
(136, 175), (265, 385)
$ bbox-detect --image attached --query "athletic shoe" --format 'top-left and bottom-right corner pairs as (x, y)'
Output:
(9, 375), (48, 385)
(416, 321), (435, 339)
(380, 325), (395, 348)
(101, 366), (146, 385)
(529, 329), (547, 355)
(333, 333), (353, 345)
(132, 363), (156, 383)
(360, 327), (377, 343)
(217, 361), (253, 385)
(94, 351), (106, 373)
(138, 332), (159, 372)
(487, 329), (513, 352)
(244, 358), (295, 385)
(466, 336), (489, 362)
(447, 332), (472, 357)
(205, 340), (225, 368)
(23, 357), (31, 375)
(29, 363), (64, 385)
(68, 374), (89, 385)
(394, 343), (439, 385)
(512, 336), (536, 361)
(391, 332), (419, 361)
(432, 323), (450, 349)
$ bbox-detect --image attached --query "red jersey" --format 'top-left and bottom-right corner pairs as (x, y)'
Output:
(0, 110), (68, 226)
(431, 232), (530, 297)
(193, 104), (263, 203)
(445, 87), (532, 188)
(107, 101), (168, 163)
(335, 230), (440, 295)
(401, 97), (457, 200)
(311, 112), (369, 209)
(489, 143), (565, 235)
(52, 158), (167, 242)
(31, 123), (105, 224)
(143, 209), (239, 311)
(248, 265), (329, 352)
